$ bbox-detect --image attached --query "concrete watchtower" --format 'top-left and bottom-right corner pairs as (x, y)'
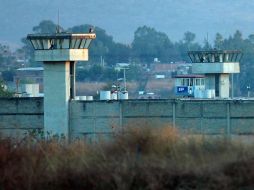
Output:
(27, 32), (96, 137)
(189, 50), (242, 98)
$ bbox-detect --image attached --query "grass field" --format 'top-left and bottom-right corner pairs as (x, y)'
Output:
(1, 125), (254, 189)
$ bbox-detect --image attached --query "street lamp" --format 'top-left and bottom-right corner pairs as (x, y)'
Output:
(247, 85), (250, 98)
(118, 67), (129, 92)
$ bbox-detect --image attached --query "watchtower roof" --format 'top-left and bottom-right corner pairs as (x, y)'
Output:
(27, 33), (96, 50)
(188, 50), (243, 63)
(27, 33), (96, 39)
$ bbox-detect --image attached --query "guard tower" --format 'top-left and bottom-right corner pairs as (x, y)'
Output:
(27, 32), (96, 137)
(188, 50), (242, 98)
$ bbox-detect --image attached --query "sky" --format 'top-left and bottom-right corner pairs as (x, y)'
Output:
(1, 0), (254, 49)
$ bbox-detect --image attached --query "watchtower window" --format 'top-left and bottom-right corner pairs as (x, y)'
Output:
(196, 79), (200, 86)
(201, 79), (204, 85)
(188, 50), (242, 63)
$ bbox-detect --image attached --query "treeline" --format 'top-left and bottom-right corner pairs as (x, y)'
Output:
(4, 20), (254, 66)
(20, 20), (203, 65)
(76, 64), (143, 82)
(1, 20), (254, 95)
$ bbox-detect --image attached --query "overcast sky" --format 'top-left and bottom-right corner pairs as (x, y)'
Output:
(1, 0), (254, 49)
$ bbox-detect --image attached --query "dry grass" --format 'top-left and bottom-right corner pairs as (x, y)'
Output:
(76, 82), (107, 95)
(75, 80), (174, 98)
(76, 82), (139, 96)
(1, 124), (254, 190)
(146, 79), (174, 91)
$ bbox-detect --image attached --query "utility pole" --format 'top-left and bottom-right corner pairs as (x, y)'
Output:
(231, 74), (234, 98)
(123, 68), (126, 91)
(247, 85), (250, 98)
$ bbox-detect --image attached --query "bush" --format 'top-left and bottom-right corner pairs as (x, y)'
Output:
(0, 124), (254, 189)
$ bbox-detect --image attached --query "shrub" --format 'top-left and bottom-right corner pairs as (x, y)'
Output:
(0, 123), (254, 189)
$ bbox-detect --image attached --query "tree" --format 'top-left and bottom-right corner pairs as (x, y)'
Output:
(203, 38), (212, 50)
(248, 34), (254, 44)
(68, 24), (115, 64)
(1, 70), (14, 81)
(132, 26), (175, 63)
(175, 31), (201, 62)
(32, 20), (62, 34)
(183, 31), (195, 44)
(0, 81), (13, 97)
(107, 43), (131, 64)
(89, 64), (104, 81)
(214, 33), (223, 49)
(19, 20), (64, 67)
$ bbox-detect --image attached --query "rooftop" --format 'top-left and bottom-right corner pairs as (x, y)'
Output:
(27, 33), (96, 50)
(17, 67), (44, 71)
(188, 50), (243, 63)
(27, 33), (96, 40)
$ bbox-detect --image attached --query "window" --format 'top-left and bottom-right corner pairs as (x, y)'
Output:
(196, 79), (200, 86)
(183, 79), (189, 86)
(201, 79), (205, 85)
(181, 79), (184, 86)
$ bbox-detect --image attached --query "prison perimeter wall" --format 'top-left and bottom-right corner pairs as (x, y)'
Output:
(71, 99), (254, 141)
(0, 98), (44, 137)
(1, 98), (254, 140)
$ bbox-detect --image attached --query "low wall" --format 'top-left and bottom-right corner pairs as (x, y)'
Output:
(0, 98), (43, 138)
(0, 98), (254, 140)
(70, 99), (254, 141)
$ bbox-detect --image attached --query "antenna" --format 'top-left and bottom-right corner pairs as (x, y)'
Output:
(207, 32), (209, 45)
(56, 9), (60, 33)
(204, 32), (210, 50)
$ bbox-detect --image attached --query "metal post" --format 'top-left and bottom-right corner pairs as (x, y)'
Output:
(123, 68), (126, 91)
(172, 102), (176, 128)
(200, 102), (204, 135)
(226, 102), (231, 138)
(231, 74), (234, 98)
(68, 99), (71, 143)
(70, 62), (76, 99)
(119, 101), (123, 132)
(247, 85), (250, 98)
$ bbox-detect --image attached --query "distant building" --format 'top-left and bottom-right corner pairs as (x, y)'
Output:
(174, 74), (205, 97)
(138, 92), (160, 99)
(115, 63), (130, 71)
(150, 62), (191, 79)
(153, 58), (160, 63)
(155, 74), (165, 79)
(14, 67), (43, 84)
(151, 63), (177, 73)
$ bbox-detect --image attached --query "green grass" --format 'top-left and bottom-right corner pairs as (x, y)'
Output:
(1, 125), (254, 189)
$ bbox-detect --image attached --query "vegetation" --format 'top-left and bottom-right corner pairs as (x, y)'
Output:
(0, 80), (13, 97)
(76, 64), (144, 82)
(1, 125), (254, 189)
(1, 20), (254, 95)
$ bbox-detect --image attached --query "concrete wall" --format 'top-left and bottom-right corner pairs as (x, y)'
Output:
(35, 49), (89, 61)
(1, 98), (254, 140)
(192, 62), (240, 73)
(0, 98), (43, 138)
(70, 99), (254, 141)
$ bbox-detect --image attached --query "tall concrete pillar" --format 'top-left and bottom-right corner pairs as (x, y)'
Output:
(219, 74), (230, 98)
(43, 62), (70, 135)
